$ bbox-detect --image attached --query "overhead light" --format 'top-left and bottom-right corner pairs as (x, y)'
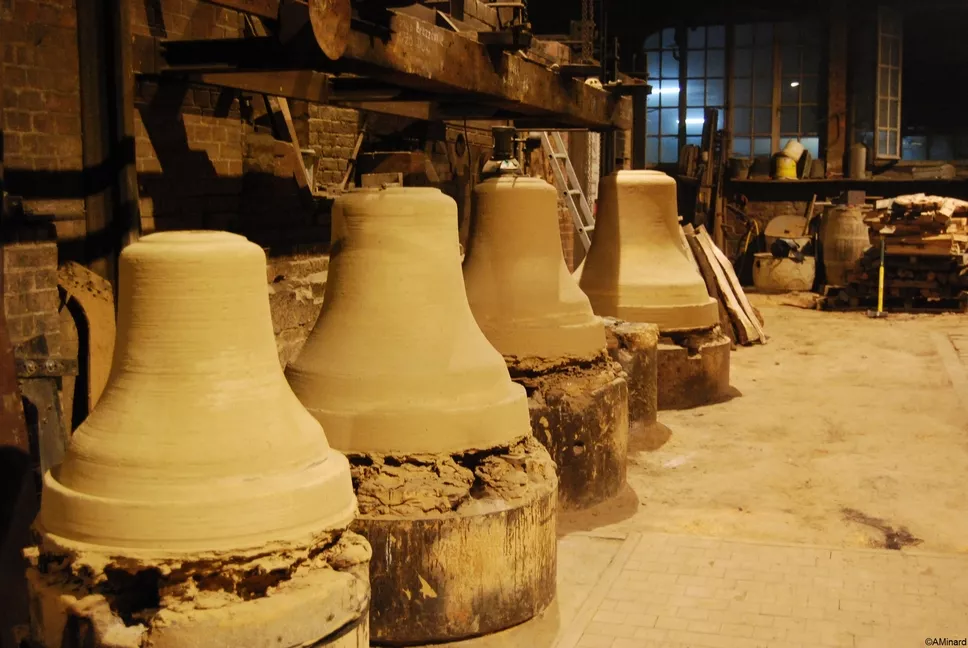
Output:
(657, 86), (680, 94)
(684, 118), (705, 125)
(790, 81), (800, 88)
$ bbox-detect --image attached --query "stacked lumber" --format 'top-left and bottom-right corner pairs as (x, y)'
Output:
(683, 224), (767, 346)
(822, 194), (968, 312)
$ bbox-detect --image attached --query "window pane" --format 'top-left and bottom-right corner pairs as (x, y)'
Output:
(685, 108), (706, 135)
(888, 131), (898, 156)
(881, 37), (892, 66)
(753, 50), (773, 78)
(707, 26), (726, 48)
(644, 32), (661, 49)
(753, 137), (773, 155)
(660, 108), (679, 135)
(801, 76), (818, 103)
(781, 79), (800, 105)
(754, 23), (773, 44)
(686, 79), (705, 106)
(735, 24), (753, 47)
(733, 138), (751, 157)
(890, 38), (901, 65)
(648, 90), (660, 107)
(928, 136), (952, 160)
(879, 67), (890, 95)
(889, 101), (899, 129)
(688, 27), (705, 49)
(706, 79), (724, 105)
(706, 50), (725, 77)
(687, 50), (705, 77)
(734, 78), (752, 104)
(777, 22), (797, 42)
(646, 138), (659, 164)
(753, 77), (773, 105)
(662, 27), (676, 47)
(659, 80), (680, 107)
(801, 106), (818, 133)
(685, 135), (702, 148)
(878, 130), (888, 156)
(781, 106), (799, 133)
(902, 136), (926, 161)
(660, 136), (679, 163)
(662, 51), (679, 78)
(754, 108), (772, 133)
(800, 136), (819, 158)
(890, 69), (900, 97)
(647, 108), (658, 134)
(734, 48), (752, 75)
(781, 46), (800, 75)
(733, 108), (751, 135)
(878, 99), (889, 127)
(802, 49), (820, 75)
(647, 53), (660, 79)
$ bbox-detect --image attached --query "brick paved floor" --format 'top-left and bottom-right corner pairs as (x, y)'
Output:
(556, 531), (968, 648)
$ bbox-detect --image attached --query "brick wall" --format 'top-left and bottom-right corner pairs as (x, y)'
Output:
(266, 254), (328, 368)
(1, 0), (86, 240)
(308, 105), (361, 191)
(1, 242), (61, 359)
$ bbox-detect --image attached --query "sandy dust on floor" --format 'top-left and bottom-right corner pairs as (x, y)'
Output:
(560, 292), (968, 554)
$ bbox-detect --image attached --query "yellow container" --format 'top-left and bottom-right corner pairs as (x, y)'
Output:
(774, 154), (798, 180)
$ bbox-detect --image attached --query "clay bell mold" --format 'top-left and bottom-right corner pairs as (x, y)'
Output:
(577, 170), (719, 332)
(287, 187), (533, 455)
(463, 175), (605, 362)
(37, 230), (357, 559)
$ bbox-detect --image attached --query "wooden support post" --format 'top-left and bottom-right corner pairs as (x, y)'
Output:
(630, 85), (648, 170)
(826, 13), (849, 178)
(76, 0), (142, 291)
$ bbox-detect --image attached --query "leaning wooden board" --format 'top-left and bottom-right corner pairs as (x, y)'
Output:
(683, 225), (741, 345)
(697, 225), (768, 342)
(689, 226), (760, 344)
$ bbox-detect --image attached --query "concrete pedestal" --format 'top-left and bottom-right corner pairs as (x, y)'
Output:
(602, 318), (659, 427)
(349, 436), (557, 646)
(509, 353), (629, 509)
(24, 531), (371, 648)
(656, 327), (732, 410)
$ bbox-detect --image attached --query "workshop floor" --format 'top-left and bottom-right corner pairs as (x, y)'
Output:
(448, 293), (968, 648)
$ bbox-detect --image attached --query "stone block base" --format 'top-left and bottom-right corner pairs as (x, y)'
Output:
(656, 327), (732, 410)
(508, 354), (629, 509)
(349, 436), (558, 646)
(601, 318), (659, 427)
(24, 531), (371, 648)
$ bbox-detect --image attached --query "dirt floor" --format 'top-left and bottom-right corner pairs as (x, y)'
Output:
(560, 292), (968, 554)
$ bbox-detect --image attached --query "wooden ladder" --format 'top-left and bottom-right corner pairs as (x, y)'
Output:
(540, 131), (595, 251)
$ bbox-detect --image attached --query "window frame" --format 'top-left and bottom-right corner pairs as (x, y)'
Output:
(874, 7), (903, 160)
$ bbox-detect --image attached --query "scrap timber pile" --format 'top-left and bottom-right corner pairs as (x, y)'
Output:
(823, 194), (968, 312)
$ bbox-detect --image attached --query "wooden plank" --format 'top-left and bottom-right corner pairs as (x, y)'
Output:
(247, 16), (314, 196)
(340, 129), (366, 191)
(695, 225), (760, 344)
(196, 70), (330, 103)
(203, 0), (279, 19)
(698, 225), (767, 343)
(684, 226), (747, 345)
(338, 10), (631, 130)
